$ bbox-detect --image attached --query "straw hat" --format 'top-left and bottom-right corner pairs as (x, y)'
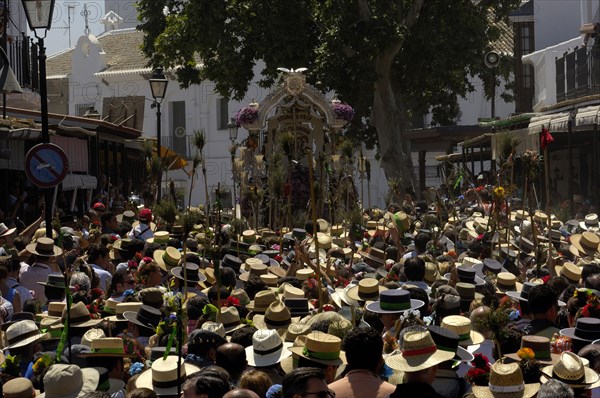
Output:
(569, 232), (600, 258)
(79, 337), (135, 358)
(39, 365), (99, 398)
(282, 284), (305, 300)
(555, 262), (581, 284)
(153, 247), (182, 272)
(359, 247), (386, 266)
(105, 302), (144, 323)
(472, 362), (539, 398)
(440, 315), (485, 347)
(216, 306), (246, 334)
(245, 329), (293, 367)
(239, 260), (268, 282)
(579, 213), (600, 231)
(5, 320), (46, 349)
(81, 328), (106, 347)
(3, 378), (35, 398)
(296, 268), (315, 281)
(393, 211), (410, 232)
(146, 230), (169, 245)
(540, 351), (600, 388)
(60, 302), (103, 328)
(38, 274), (67, 289)
(253, 301), (295, 330)
(139, 288), (164, 309)
(385, 329), (455, 372)
(365, 289), (424, 314)
(200, 321), (226, 338)
(510, 210), (529, 222)
(505, 336), (560, 365)
(283, 322), (312, 343)
(289, 331), (346, 366)
(26, 237), (62, 257)
(135, 356), (200, 396)
(0, 223), (16, 238)
(260, 273), (279, 287)
(241, 230), (257, 243)
(495, 272), (523, 294)
(346, 278), (387, 302)
(246, 290), (278, 314)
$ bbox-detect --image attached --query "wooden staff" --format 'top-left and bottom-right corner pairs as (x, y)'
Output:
(307, 150), (324, 311)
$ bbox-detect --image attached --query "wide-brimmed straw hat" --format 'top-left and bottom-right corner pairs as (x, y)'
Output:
(579, 213), (600, 231)
(245, 329), (293, 367)
(246, 290), (278, 314)
(440, 315), (485, 347)
(135, 356), (200, 396)
(81, 328), (106, 347)
(570, 232), (600, 258)
(239, 259), (268, 282)
(62, 302), (103, 328)
(122, 305), (162, 331)
(346, 278), (387, 302)
(253, 301), (296, 330)
(153, 246), (182, 272)
(540, 351), (600, 388)
(26, 237), (63, 257)
(505, 335), (560, 365)
(39, 364), (99, 398)
(555, 262), (582, 284)
(78, 337), (135, 357)
(365, 289), (424, 314)
(428, 325), (474, 363)
(0, 223), (16, 238)
(216, 306), (246, 334)
(104, 302), (144, 323)
(3, 377), (35, 398)
(495, 272), (523, 294)
(289, 331), (346, 366)
(146, 230), (169, 245)
(4, 320), (46, 349)
(472, 362), (540, 398)
(385, 329), (455, 372)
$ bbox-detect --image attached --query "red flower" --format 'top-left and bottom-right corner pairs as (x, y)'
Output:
(322, 304), (335, 312)
(142, 257), (153, 264)
(471, 353), (490, 371)
(541, 275), (551, 284)
(226, 296), (240, 307)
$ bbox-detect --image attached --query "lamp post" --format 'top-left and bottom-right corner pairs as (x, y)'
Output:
(227, 117), (239, 214)
(22, 0), (55, 238)
(149, 67), (168, 202)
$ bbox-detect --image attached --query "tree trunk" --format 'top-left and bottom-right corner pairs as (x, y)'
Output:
(372, 52), (417, 194)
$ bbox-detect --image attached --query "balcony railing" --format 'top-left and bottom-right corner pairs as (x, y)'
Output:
(161, 135), (196, 160)
(4, 35), (39, 91)
(555, 46), (600, 103)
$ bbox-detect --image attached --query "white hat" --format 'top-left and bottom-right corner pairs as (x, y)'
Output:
(245, 329), (293, 367)
(39, 364), (99, 398)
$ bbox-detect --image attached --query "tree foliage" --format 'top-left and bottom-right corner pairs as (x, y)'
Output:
(138, 0), (520, 189)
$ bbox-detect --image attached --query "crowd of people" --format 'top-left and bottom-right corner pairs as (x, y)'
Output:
(0, 188), (599, 398)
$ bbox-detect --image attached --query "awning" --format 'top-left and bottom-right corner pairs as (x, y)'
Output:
(154, 144), (189, 171)
(528, 112), (570, 134)
(62, 174), (97, 191)
(576, 105), (600, 126)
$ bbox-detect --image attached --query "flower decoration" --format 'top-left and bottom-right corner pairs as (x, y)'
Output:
(550, 333), (572, 354)
(32, 354), (53, 375)
(235, 106), (259, 126)
(202, 303), (219, 322)
(466, 354), (491, 386)
(517, 347), (535, 360)
(226, 296), (240, 308)
(129, 362), (144, 376)
(332, 102), (355, 122)
(493, 186), (506, 200)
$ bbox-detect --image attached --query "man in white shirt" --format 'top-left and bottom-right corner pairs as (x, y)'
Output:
(19, 237), (63, 305)
(127, 208), (154, 241)
(86, 243), (113, 291)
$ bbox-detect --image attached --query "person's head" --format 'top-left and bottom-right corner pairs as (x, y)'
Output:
(403, 257), (426, 281)
(187, 330), (226, 359)
(223, 390), (260, 398)
(101, 211), (118, 231)
(69, 271), (91, 293)
(414, 232), (431, 253)
(404, 286), (429, 316)
(243, 275), (268, 300)
(577, 344), (600, 373)
(216, 343), (247, 378)
(282, 367), (329, 398)
(220, 267), (237, 289)
(230, 326), (257, 348)
(239, 370), (272, 398)
(343, 326), (384, 373)
(208, 286), (230, 307)
(87, 243), (109, 266)
(138, 260), (162, 287)
(126, 387), (157, 398)
(585, 274), (600, 290)
(110, 269), (133, 295)
(190, 366), (231, 398)
(537, 379), (573, 398)
(528, 284), (559, 320)
(186, 295), (210, 321)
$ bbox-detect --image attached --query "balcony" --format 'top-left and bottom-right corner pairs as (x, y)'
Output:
(160, 135), (196, 160)
(555, 46), (600, 103)
(4, 35), (39, 91)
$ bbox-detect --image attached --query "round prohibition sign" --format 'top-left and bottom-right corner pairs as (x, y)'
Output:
(25, 143), (69, 188)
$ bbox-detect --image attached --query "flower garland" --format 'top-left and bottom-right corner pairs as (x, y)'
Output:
(465, 354), (491, 386)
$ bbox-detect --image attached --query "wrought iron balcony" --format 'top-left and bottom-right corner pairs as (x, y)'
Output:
(556, 46), (600, 103)
(3, 35), (39, 91)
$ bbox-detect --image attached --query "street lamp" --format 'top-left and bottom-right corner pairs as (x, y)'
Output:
(22, 0), (55, 238)
(227, 117), (239, 213)
(149, 67), (168, 202)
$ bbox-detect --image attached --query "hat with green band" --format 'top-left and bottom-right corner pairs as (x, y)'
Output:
(78, 338), (136, 358)
(289, 332), (346, 366)
(440, 315), (485, 347)
(365, 289), (424, 314)
(505, 335), (560, 365)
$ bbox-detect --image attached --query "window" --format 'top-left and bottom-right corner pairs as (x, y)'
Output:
(513, 21), (535, 112)
(170, 101), (187, 158)
(217, 97), (229, 130)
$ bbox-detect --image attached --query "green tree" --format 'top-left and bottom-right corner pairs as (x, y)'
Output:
(138, 0), (519, 191)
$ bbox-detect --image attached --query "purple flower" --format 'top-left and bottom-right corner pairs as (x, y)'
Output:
(235, 107), (259, 126)
(332, 103), (355, 122)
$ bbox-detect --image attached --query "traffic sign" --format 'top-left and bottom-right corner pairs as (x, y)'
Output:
(25, 143), (69, 188)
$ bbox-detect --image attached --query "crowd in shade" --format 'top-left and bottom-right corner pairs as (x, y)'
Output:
(0, 185), (600, 398)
